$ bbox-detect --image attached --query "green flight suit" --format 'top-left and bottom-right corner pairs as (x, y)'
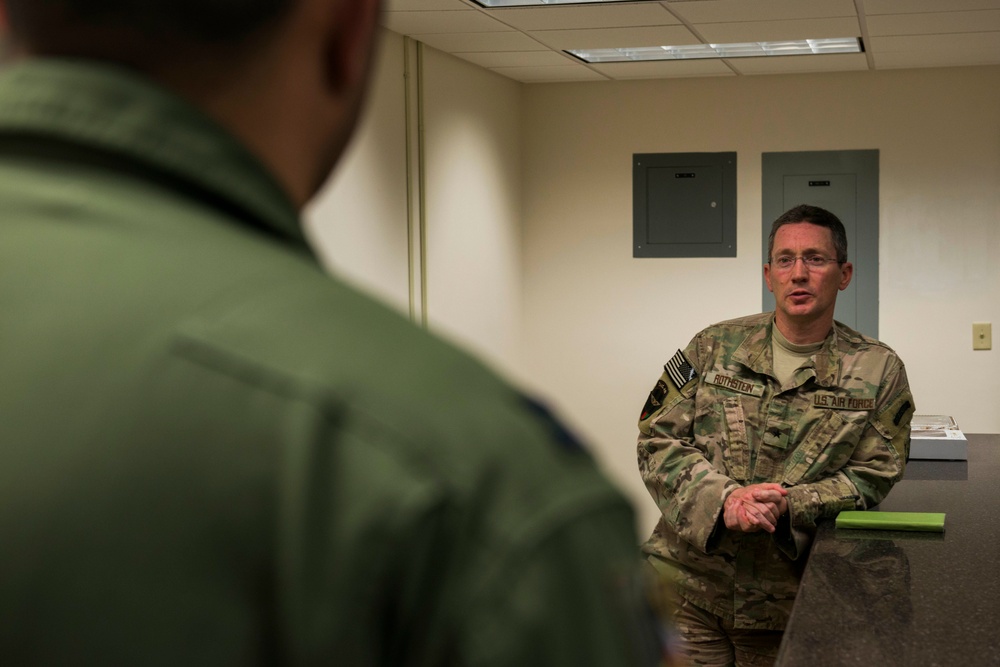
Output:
(0, 59), (654, 666)
(638, 313), (913, 630)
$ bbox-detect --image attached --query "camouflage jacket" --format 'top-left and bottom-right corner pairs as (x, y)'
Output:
(637, 313), (914, 630)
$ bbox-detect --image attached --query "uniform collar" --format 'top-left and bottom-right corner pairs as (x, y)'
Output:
(733, 313), (843, 387)
(0, 58), (307, 250)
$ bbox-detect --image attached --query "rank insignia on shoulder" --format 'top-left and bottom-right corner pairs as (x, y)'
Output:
(664, 349), (696, 389)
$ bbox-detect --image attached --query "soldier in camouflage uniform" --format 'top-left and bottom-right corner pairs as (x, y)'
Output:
(638, 205), (914, 666)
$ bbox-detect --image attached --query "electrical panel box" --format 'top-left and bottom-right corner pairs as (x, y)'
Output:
(633, 152), (736, 258)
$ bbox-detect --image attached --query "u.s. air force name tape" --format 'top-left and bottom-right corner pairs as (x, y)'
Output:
(813, 392), (876, 411)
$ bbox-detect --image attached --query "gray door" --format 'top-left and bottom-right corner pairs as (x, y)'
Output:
(762, 150), (879, 339)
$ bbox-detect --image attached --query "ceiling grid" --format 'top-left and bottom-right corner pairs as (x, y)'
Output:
(381, 0), (1000, 82)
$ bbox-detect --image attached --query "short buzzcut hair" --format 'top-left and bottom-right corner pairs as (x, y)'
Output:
(4, 0), (293, 66)
(767, 204), (849, 264)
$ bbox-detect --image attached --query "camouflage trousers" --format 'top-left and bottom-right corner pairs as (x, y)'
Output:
(673, 597), (783, 667)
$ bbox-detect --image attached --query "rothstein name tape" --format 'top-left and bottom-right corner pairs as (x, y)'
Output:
(704, 371), (764, 397)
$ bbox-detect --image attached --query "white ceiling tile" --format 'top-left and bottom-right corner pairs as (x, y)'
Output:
(485, 4), (679, 32)
(869, 32), (1000, 53)
(381, 10), (511, 34)
(589, 57), (735, 79)
(456, 50), (577, 67)
(374, 0), (1000, 82)
(491, 65), (608, 83)
(414, 31), (546, 52)
(384, 0), (472, 10)
(529, 25), (699, 50)
(382, 0), (479, 12)
(729, 52), (869, 74)
(667, 0), (857, 24)
(863, 0), (1000, 15)
(867, 10), (1000, 36)
(874, 51), (1000, 68)
(695, 17), (861, 43)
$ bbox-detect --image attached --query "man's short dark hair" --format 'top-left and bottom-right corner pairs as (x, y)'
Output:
(767, 204), (849, 264)
(5, 0), (292, 65)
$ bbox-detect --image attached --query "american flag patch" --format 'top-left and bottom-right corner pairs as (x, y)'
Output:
(664, 350), (696, 388)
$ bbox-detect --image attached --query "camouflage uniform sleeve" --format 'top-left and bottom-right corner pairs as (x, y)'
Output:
(779, 358), (914, 559)
(637, 337), (742, 553)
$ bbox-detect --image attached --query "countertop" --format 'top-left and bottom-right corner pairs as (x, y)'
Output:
(777, 434), (1000, 666)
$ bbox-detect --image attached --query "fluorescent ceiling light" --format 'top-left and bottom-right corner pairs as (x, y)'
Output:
(473, 0), (632, 6)
(569, 38), (862, 63)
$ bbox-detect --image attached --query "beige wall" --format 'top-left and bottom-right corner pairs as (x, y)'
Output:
(421, 48), (525, 377)
(521, 66), (1000, 532)
(307, 31), (527, 381)
(306, 31), (410, 314)
(307, 32), (999, 535)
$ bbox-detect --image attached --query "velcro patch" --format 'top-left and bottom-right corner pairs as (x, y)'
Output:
(893, 400), (912, 426)
(874, 391), (915, 443)
(521, 396), (585, 454)
(664, 349), (696, 389)
(640, 379), (669, 422)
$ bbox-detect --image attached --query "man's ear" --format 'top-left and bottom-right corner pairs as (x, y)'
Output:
(323, 0), (381, 94)
(838, 261), (854, 291)
(764, 263), (775, 293)
(0, 3), (18, 64)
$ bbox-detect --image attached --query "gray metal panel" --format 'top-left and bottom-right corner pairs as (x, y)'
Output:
(761, 150), (879, 339)
(634, 152), (736, 258)
(782, 174), (859, 327)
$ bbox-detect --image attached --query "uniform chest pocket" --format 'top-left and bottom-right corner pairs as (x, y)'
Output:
(723, 397), (751, 482)
(783, 410), (866, 485)
(694, 389), (755, 481)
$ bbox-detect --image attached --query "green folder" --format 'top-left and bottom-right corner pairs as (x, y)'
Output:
(835, 511), (946, 532)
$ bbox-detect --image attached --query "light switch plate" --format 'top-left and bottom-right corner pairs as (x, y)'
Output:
(973, 322), (992, 350)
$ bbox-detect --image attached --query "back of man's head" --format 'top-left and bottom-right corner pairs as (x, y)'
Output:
(3, 0), (383, 206)
(4, 0), (293, 69)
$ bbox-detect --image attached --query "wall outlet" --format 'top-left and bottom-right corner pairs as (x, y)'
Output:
(973, 322), (992, 350)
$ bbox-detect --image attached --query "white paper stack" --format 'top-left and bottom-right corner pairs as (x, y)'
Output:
(909, 414), (968, 461)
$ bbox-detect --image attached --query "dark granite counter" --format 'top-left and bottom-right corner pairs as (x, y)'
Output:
(777, 434), (1000, 666)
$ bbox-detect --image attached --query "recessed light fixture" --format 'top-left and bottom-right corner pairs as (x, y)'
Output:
(568, 38), (863, 63)
(472, 0), (633, 6)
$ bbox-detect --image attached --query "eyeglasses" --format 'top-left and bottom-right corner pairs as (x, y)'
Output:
(770, 254), (841, 271)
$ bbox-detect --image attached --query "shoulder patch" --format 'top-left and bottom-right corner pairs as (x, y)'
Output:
(664, 349), (697, 389)
(638, 350), (698, 428)
(874, 391), (915, 442)
(520, 395), (586, 454)
(893, 400), (912, 426)
(639, 379), (670, 422)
